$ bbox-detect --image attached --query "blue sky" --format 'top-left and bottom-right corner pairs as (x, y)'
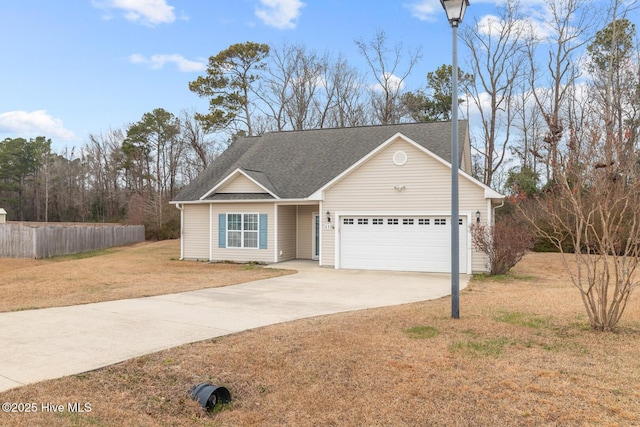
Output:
(0, 1), (635, 151)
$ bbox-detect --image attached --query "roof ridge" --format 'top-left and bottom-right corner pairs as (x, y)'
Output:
(256, 120), (464, 138)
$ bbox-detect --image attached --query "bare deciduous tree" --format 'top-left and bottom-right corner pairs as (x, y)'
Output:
(520, 1), (640, 331)
(178, 109), (218, 181)
(257, 43), (369, 131)
(257, 43), (293, 132)
(461, 0), (527, 187)
(85, 129), (127, 221)
(284, 46), (325, 130)
(527, 0), (597, 182)
(521, 121), (640, 331)
(510, 73), (545, 175)
(316, 54), (369, 128)
(356, 29), (422, 125)
(257, 43), (326, 131)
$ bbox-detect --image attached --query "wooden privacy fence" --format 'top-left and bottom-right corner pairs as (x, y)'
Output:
(0, 222), (145, 258)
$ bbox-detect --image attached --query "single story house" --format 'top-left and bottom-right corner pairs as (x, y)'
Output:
(171, 121), (504, 273)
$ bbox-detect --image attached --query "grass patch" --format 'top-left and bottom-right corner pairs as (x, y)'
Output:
(46, 248), (115, 261)
(404, 325), (439, 339)
(493, 310), (552, 329)
(472, 273), (536, 282)
(541, 342), (565, 352)
(54, 412), (103, 425)
(11, 306), (40, 312)
(449, 337), (513, 357)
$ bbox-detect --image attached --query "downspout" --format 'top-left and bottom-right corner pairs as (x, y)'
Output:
(274, 203), (279, 263)
(492, 199), (505, 225)
(319, 199), (323, 267)
(209, 204), (213, 262)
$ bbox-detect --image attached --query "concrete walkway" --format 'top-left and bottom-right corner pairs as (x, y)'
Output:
(0, 261), (469, 392)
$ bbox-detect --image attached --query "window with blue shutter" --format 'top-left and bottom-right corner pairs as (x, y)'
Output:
(218, 214), (226, 248)
(219, 213), (267, 249)
(259, 214), (268, 249)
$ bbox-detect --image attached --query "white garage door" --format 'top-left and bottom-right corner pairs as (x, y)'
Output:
(339, 216), (467, 273)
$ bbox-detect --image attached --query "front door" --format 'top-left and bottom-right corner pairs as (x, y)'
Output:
(313, 213), (320, 260)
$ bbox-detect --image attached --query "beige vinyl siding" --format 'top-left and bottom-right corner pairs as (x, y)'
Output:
(296, 205), (317, 259)
(323, 137), (490, 273)
(277, 205), (296, 262)
(210, 203), (275, 263)
(182, 204), (210, 260)
(461, 131), (472, 174)
(218, 174), (265, 193)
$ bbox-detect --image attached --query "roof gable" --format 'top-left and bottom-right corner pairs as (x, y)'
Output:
(173, 138), (255, 202)
(200, 168), (279, 200)
(309, 132), (504, 201)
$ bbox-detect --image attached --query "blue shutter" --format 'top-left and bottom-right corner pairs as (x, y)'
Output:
(218, 214), (226, 248)
(259, 214), (268, 249)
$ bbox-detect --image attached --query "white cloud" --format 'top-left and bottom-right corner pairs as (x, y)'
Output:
(0, 110), (76, 141)
(404, 0), (441, 22)
(476, 13), (550, 40)
(476, 14), (503, 35)
(406, 0), (551, 39)
(371, 73), (406, 93)
(128, 54), (206, 72)
(255, 0), (305, 29)
(93, 0), (176, 26)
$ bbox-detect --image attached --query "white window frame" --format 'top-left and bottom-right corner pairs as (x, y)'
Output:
(227, 213), (259, 249)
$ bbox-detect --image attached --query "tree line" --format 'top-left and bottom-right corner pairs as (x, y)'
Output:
(0, 29), (448, 237)
(0, 0), (638, 245)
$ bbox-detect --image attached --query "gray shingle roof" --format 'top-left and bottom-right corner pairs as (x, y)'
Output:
(172, 121), (468, 202)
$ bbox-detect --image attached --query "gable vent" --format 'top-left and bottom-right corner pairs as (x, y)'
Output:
(393, 150), (408, 166)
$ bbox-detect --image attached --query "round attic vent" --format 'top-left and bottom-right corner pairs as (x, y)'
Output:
(393, 150), (408, 166)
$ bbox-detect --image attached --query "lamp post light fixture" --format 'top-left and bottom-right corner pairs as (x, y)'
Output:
(440, 0), (469, 319)
(440, 0), (469, 26)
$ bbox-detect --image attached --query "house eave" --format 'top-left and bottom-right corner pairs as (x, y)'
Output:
(170, 198), (319, 205)
(484, 188), (506, 200)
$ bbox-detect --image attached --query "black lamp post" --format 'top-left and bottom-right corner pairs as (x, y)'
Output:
(440, 0), (469, 319)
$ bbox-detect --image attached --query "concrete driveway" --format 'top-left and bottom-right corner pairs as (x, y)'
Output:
(0, 261), (469, 392)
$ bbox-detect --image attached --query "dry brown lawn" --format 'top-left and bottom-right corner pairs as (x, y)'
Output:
(2, 250), (640, 426)
(0, 240), (292, 312)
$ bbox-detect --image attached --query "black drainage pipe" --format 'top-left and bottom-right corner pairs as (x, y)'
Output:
(189, 383), (231, 410)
